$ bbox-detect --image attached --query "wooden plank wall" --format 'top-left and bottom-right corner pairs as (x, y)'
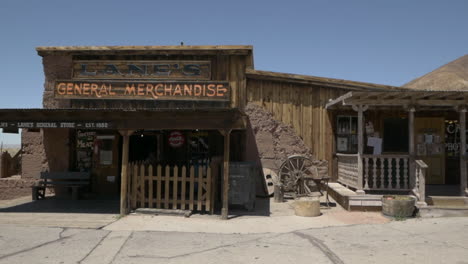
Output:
(211, 54), (250, 110)
(247, 79), (346, 178)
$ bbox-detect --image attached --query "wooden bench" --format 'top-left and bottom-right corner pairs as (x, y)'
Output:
(32, 172), (91, 200)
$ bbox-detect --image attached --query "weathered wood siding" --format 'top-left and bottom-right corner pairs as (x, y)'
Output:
(247, 78), (346, 177)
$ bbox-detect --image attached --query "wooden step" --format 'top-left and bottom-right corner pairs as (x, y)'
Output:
(349, 195), (383, 210)
(426, 196), (468, 207)
(327, 183), (382, 211)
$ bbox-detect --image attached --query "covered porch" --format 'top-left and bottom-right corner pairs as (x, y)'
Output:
(326, 90), (468, 208)
(0, 108), (248, 219)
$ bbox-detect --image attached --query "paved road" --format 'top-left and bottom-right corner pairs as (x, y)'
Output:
(1, 217), (468, 264)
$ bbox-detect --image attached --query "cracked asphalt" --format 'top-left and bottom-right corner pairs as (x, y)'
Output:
(1, 217), (468, 264)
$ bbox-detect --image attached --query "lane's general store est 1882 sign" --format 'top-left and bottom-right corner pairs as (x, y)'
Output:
(0, 121), (111, 129)
(54, 80), (230, 101)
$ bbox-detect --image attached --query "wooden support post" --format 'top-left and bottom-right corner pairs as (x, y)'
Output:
(416, 160), (428, 207)
(219, 129), (232, 220)
(119, 130), (133, 216)
(352, 105), (368, 195)
(460, 108), (468, 196)
(408, 107), (416, 190)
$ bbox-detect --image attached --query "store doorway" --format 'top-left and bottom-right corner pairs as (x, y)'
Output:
(126, 130), (225, 212)
(93, 134), (121, 196)
(74, 130), (121, 197)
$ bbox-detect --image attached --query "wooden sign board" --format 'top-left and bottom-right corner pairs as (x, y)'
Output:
(73, 60), (211, 80)
(0, 121), (112, 129)
(54, 80), (230, 101)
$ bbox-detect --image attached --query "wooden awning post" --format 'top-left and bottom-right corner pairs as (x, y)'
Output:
(459, 108), (468, 196)
(408, 107), (416, 190)
(119, 130), (134, 216)
(352, 105), (368, 194)
(220, 129), (232, 220)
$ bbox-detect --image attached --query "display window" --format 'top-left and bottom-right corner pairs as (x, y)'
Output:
(336, 115), (358, 153)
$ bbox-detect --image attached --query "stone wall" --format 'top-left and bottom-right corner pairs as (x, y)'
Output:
(1, 152), (12, 178)
(42, 55), (73, 109)
(0, 153), (3, 178)
(21, 130), (46, 179)
(43, 128), (70, 172)
(245, 103), (328, 177)
(0, 178), (37, 200)
(20, 54), (74, 179)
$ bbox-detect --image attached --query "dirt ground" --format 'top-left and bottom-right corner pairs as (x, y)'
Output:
(0, 188), (31, 200)
(0, 176), (36, 200)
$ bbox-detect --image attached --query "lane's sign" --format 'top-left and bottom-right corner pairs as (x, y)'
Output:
(73, 60), (211, 80)
(0, 122), (112, 129)
(54, 80), (230, 101)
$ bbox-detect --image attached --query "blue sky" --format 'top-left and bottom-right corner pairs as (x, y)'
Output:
(0, 0), (467, 144)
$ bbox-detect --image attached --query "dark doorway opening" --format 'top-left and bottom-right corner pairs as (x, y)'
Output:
(383, 118), (409, 153)
(129, 132), (158, 163)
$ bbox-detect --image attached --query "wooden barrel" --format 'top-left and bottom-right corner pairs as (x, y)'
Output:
(293, 195), (321, 217)
(382, 195), (416, 217)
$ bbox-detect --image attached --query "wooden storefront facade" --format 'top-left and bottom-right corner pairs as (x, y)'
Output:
(1, 45), (466, 217)
(1, 46), (256, 218)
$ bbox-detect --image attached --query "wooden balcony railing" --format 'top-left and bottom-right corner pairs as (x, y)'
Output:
(337, 153), (427, 205)
(362, 155), (410, 191)
(337, 153), (359, 189)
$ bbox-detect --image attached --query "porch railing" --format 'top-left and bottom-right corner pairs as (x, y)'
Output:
(127, 162), (214, 214)
(362, 155), (410, 191)
(412, 160), (427, 205)
(337, 153), (427, 204)
(337, 153), (359, 189)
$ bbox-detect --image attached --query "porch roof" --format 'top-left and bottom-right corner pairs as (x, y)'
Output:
(325, 90), (468, 110)
(0, 108), (247, 130)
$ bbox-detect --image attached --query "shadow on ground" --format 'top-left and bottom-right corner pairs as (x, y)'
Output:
(0, 196), (119, 214)
(225, 197), (271, 219)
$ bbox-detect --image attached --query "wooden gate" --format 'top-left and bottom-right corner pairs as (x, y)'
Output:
(128, 163), (214, 214)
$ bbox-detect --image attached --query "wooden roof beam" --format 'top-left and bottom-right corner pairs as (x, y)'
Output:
(346, 99), (466, 107)
(443, 92), (465, 100)
(411, 92), (434, 100)
(325, 92), (353, 109)
(393, 92), (415, 100)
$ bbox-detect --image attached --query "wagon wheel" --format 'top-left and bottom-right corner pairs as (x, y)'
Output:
(278, 155), (316, 197)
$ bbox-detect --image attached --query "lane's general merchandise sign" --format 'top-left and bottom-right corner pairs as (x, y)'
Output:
(55, 81), (230, 101)
(55, 60), (230, 101)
